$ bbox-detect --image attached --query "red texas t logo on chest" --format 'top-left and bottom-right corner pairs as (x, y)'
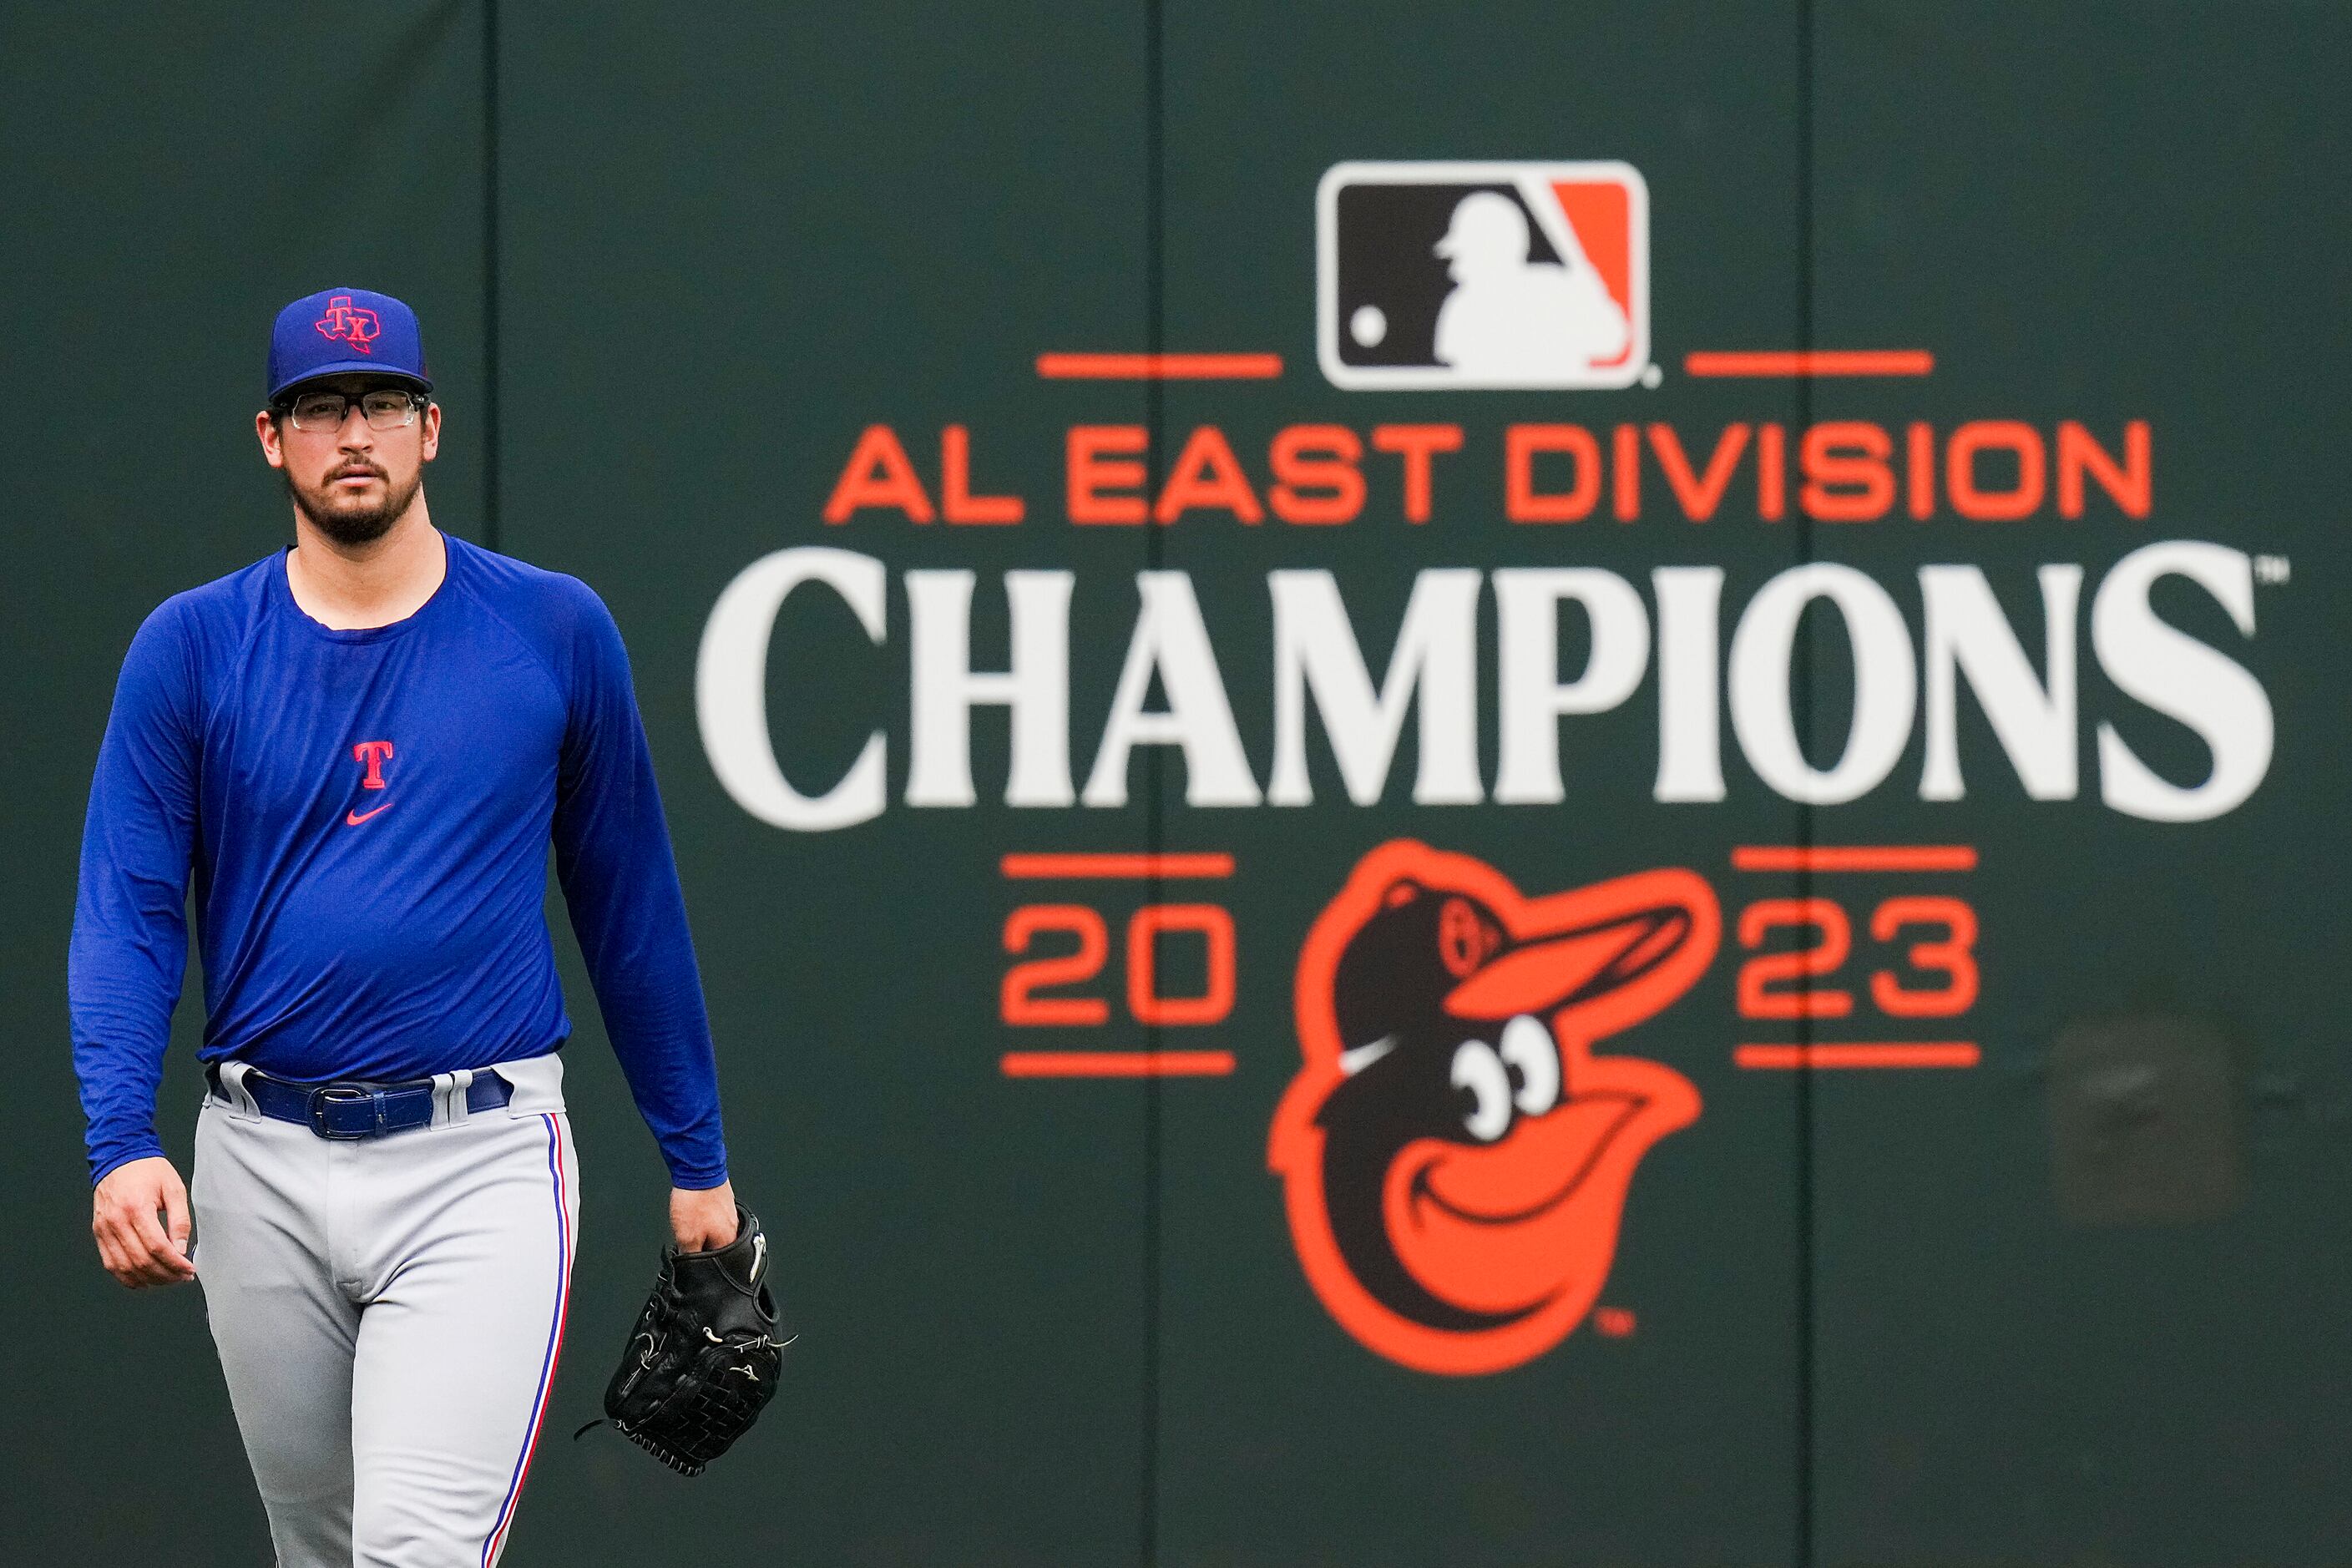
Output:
(346, 741), (395, 825)
(352, 740), (395, 788)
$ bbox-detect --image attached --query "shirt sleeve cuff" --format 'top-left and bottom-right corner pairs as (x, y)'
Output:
(89, 1141), (168, 1188)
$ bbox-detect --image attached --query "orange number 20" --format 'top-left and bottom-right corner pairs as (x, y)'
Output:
(1002, 903), (1237, 1027)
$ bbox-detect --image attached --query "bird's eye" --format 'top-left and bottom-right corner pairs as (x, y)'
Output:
(1451, 1040), (1514, 1142)
(1499, 1014), (1560, 1115)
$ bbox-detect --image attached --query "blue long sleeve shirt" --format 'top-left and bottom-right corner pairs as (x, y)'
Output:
(69, 533), (728, 1188)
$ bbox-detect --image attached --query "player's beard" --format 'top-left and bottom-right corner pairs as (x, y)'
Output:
(285, 461), (423, 547)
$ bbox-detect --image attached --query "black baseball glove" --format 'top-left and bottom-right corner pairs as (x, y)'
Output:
(584, 1204), (791, 1475)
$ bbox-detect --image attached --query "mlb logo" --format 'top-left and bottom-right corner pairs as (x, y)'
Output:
(1318, 160), (1650, 390)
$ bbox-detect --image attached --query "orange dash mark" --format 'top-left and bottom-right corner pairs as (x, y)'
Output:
(1036, 353), (1283, 381)
(1683, 350), (1934, 378)
(1000, 852), (1236, 880)
(1000, 1050), (1237, 1078)
(1733, 1043), (1980, 1070)
(1732, 845), (1977, 873)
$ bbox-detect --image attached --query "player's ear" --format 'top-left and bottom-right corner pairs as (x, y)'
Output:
(419, 401), (440, 463)
(255, 409), (286, 469)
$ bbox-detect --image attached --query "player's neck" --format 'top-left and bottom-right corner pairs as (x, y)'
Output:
(286, 503), (447, 630)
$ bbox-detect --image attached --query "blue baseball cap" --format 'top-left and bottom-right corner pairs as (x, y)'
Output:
(266, 286), (433, 402)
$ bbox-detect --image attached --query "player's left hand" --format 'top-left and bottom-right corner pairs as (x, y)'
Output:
(670, 1180), (741, 1252)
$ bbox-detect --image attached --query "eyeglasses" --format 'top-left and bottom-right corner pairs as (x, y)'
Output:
(276, 387), (426, 433)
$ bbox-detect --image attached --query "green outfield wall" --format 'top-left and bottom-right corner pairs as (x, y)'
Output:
(6, 5), (2349, 1564)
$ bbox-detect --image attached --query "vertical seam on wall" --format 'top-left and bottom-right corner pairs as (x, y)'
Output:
(1793, 0), (1818, 1563)
(482, 0), (501, 553)
(1141, 2), (1166, 1564)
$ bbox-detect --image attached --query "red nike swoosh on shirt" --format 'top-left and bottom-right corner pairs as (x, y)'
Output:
(346, 803), (393, 826)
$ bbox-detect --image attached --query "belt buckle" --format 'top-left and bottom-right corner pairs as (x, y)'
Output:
(308, 1085), (383, 1141)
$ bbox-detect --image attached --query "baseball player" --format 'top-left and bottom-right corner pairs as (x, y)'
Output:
(70, 286), (743, 1565)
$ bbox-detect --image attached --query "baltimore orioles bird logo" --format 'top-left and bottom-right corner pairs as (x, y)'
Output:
(1268, 841), (1718, 1375)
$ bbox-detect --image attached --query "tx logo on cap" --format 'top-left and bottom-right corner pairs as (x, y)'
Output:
(1267, 841), (1715, 1375)
(315, 295), (382, 356)
(1318, 160), (1650, 391)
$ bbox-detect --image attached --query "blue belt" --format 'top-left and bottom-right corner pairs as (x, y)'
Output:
(208, 1063), (512, 1141)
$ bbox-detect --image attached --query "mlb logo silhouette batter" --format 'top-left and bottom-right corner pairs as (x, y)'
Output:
(1318, 160), (1650, 390)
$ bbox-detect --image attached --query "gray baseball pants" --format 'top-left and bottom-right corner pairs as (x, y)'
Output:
(190, 1055), (579, 1568)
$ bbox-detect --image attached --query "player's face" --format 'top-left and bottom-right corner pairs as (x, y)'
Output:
(256, 373), (441, 546)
